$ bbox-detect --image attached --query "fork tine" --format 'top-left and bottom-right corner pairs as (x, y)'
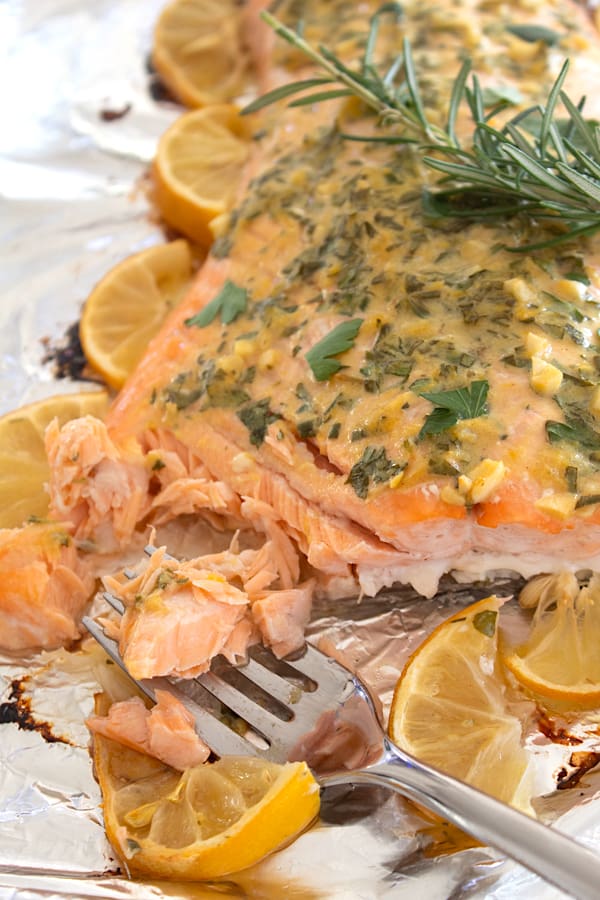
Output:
(83, 616), (268, 760)
(102, 591), (125, 615)
(276, 642), (353, 689)
(239, 657), (301, 705)
(199, 671), (288, 741)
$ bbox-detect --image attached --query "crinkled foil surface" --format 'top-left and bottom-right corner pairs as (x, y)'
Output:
(2, 2), (600, 897)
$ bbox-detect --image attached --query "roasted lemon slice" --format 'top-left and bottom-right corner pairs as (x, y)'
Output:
(152, 0), (248, 108)
(0, 391), (109, 529)
(504, 572), (600, 707)
(93, 698), (320, 881)
(389, 596), (533, 812)
(80, 240), (193, 389)
(152, 106), (250, 247)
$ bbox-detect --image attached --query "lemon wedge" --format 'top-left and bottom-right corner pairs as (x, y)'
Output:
(80, 240), (193, 389)
(152, 106), (250, 247)
(93, 695), (320, 881)
(0, 391), (109, 529)
(389, 596), (532, 812)
(504, 572), (600, 707)
(152, 0), (249, 108)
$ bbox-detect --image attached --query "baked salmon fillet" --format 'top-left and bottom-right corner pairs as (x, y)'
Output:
(43, 0), (600, 621)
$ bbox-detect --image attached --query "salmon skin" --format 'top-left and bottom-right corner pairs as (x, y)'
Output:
(41, 0), (600, 625)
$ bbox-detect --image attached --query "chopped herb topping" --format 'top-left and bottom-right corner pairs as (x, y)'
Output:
(156, 569), (189, 590)
(418, 380), (489, 438)
(297, 419), (316, 439)
(576, 494), (600, 509)
(473, 609), (497, 637)
(237, 399), (280, 446)
(305, 318), (363, 381)
(185, 280), (248, 328)
(546, 419), (600, 448)
(346, 445), (405, 499)
(565, 465), (578, 493)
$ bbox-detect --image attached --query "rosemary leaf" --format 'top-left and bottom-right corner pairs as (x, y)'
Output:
(289, 88), (353, 107)
(506, 24), (563, 46)
(242, 78), (334, 115)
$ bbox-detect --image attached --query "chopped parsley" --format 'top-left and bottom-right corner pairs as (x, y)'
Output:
(418, 380), (489, 438)
(346, 445), (405, 499)
(305, 318), (363, 381)
(237, 399), (280, 446)
(184, 280), (248, 328)
(546, 419), (600, 449)
(473, 610), (497, 637)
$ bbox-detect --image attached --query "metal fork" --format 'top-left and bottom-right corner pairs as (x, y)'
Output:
(84, 580), (600, 900)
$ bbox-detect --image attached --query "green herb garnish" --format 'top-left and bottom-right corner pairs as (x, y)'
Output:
(185, 280), (248, 327)
(346, 445), (405, 499)
(576, 494), (600, 508)
(546, 418), (600, 448)
(245, 9), (600, 250)
(305, 318), (363, 381)
(506, 24), (562, 46)
(418, 380), (489, 437)
(237, 399), (280, 447)
(473, 609), (497, 637)
(480, 84), (523, 108)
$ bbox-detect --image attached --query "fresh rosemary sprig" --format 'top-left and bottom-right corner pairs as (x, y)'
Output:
(243, 8), (600, 250)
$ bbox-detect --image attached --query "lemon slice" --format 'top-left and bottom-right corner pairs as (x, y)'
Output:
(0, 391), (109, 529)
(389, 596), (532, 812)
(504, 572), (600, 706)
(93, 696), (320, 880)
(152, 0), (248, 109)
(80, 240), (193, 389)
(152, 106), (250, 247)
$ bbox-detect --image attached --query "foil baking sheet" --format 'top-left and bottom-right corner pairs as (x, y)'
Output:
(3, 1), (600, 897)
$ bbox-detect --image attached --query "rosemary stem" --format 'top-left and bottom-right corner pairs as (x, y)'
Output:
(260, 10), (446, 145)
(255, 8), (600, 250)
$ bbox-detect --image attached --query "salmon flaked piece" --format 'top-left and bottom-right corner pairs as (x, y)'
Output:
(86, 690), (210, 770)
(103, 541), (314, 679)
(16, 0), (600, 668)
(0, 521), (94, 651)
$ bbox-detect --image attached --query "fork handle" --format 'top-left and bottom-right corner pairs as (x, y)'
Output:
(320, 737), (599, 899)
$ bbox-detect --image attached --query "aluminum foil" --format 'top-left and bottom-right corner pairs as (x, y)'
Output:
(2, 2), (600, 898)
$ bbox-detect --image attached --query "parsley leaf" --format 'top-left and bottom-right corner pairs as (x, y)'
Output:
(185, 280), (248, 328)
(305, 318), (363, 381)
(418, 380), (489, 437)
(546, 419), (600, 449)
(418, 407), (458, 436)
(346, 446), (405, 499)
